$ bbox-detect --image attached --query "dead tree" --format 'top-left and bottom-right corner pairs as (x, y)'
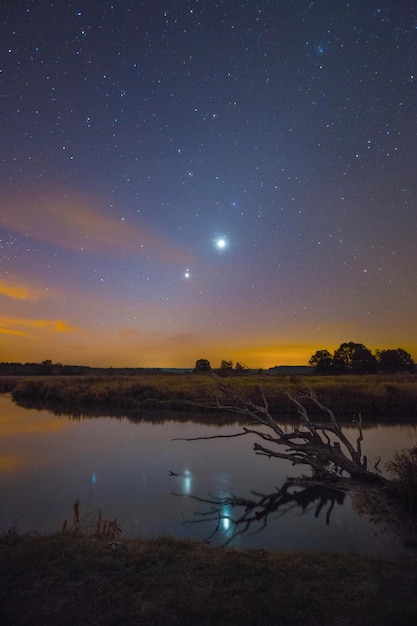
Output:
(179, 378), (382, 482)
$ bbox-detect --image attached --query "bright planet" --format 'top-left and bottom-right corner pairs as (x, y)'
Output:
(215, 238), (227, 249)
(1, 0), (416, 370)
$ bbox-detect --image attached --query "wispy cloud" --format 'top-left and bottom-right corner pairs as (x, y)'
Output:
(0, 281), (38, 301)
(0, 317), (80, 337)
(1, 190), (193, 264)
(0, 327), (27, 337)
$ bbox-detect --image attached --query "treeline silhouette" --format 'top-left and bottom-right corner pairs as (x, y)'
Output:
(0, 360), (166, 377)
(309, 342), (415, 375)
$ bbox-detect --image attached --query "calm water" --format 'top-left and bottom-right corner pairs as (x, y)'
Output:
(1, 393), (416, 557)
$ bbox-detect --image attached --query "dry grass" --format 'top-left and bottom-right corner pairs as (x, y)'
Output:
(60, 499), (122, 540)
(1, 373), (417, 422)
(1, 534), (417, 625)
(386, 445), (417, 511)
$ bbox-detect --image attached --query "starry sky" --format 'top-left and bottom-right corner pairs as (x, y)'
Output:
(1, 0), (416, 369)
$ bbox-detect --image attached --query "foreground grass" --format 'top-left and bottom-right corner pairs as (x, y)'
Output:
(1, 535), (416, 625)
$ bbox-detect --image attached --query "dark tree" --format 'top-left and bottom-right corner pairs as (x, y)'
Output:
(309, 349), (333, 374)
(195, 359), (211, 372)
(376, 348), (415, 374)
(216, 360), (234, 377)
(41, 359), (54, 375)
(332, 342), (376, 374)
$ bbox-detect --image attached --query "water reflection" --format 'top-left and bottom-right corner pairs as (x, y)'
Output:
(11, 393), (241, 426)
(170, 469), (193, 495)
(180, 482), (346, 546)
(1, 393), (416, 556)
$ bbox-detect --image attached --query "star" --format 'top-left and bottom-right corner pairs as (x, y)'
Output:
(1, 0), (415, 370)
(214, 237), (228, 250)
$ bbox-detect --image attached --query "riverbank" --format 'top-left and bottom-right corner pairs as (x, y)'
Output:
(0, 373), (416, 421)
(1, 534), (417, 625)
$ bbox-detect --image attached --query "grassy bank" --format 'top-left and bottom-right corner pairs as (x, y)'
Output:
(1, 534), (417, 625)
(0, 373), (416, 421)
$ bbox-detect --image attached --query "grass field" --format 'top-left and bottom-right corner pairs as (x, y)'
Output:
(1, 534), (417, 625)
(0, 372), (416, 421)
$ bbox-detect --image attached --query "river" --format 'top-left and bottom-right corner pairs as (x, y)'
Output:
(1, 393), (416, 556)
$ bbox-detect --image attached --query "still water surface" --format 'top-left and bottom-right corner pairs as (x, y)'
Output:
(1, 394), (416, 557)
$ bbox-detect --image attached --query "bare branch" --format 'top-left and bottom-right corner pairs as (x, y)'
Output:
(173, 431), (250, 443)
(353, 412), (364, 459)
(182, 376), (382, 481)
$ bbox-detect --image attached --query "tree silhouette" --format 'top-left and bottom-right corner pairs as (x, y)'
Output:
(376, 348), (415, 374)
(332, 342), (376, 374)
(195, 359), (211, 372)
(308, 349), (333, 374)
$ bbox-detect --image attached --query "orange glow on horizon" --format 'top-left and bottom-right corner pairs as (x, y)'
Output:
(1, 188), (415, 371)
(2, 329), (415, 370)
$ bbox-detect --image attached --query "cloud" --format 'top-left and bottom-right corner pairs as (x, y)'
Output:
(0, 317), (80, 337)
(0, 327), (27, 337)
(1, 190), (193, 264)
(31, 319), (79, 332)
(0, 281), (38, 301)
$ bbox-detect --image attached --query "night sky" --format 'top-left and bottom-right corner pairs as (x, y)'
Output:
(1, 0), (416, 369)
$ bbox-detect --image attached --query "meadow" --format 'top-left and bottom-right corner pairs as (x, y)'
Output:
(0, 372), (416, 422)
(1, 533), (417, 625)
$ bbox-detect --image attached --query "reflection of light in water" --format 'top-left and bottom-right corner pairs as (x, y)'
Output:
(182, 469), (192, 495)
(221, 511), (231, 531)
(87, 471), (97, 510)
(219, 503), (233, 537)
(213, 477), (235, 538)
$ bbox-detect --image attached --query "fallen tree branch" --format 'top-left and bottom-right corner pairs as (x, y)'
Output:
(181, 377), (382, 481)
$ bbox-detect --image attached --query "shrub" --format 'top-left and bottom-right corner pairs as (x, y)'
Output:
(386, 444), (417, 511)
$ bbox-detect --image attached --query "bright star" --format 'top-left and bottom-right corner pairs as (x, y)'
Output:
(214, 237), (227, 250)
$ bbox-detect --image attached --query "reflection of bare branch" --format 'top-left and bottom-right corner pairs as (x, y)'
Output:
(181, 378), (382, 481)
(176, 482), (345, 546)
